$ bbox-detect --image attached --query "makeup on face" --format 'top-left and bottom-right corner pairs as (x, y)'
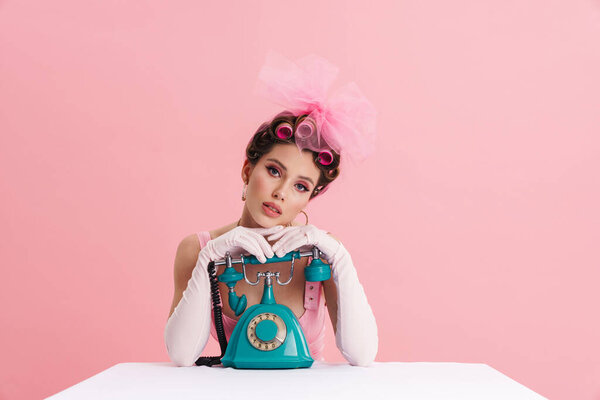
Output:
(264, 158), (314, 194)
(246, 144), (320, 226)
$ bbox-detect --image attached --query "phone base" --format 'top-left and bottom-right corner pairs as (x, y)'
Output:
(221, 303), (314, 369)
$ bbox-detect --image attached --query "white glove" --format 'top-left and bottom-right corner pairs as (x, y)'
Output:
(269, 224), (341, 262)
(268, 225), (379, 366)
(164, 225), (284, 367)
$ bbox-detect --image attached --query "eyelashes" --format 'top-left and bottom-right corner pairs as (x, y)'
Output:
(266, 166), (309, 192)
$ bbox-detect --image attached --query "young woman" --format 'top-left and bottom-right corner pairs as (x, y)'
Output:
(164, 54), (379, 367)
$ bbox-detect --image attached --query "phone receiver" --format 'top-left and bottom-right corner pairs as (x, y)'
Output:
(226, 250), (331, 316)
(218, 266), (247, 316)
(222, 250), (331, 316)
(243, 250), (331, 282)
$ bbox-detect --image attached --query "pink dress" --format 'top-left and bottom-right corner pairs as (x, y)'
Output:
(197, 231), (327, 361)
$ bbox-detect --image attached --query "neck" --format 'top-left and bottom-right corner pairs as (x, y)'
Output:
(237, 205), (262, 228)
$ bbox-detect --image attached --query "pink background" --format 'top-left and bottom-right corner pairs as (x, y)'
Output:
(1, 1), (599, 399)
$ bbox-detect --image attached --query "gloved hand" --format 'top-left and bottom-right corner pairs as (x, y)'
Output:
(267, 224), (341, 262)
(269, 224), (378, 367)
(200, 224), (284, 265)
(165, 224), (284, 367)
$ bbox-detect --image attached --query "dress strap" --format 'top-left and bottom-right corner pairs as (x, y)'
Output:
(304, 280), (322, 310)
(197, 231), (211, 248)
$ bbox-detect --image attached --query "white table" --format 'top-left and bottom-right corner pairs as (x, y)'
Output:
(47, 361), (547, 399)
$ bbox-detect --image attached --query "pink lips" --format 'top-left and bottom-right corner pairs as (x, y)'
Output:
(263, 202), (281, 213)
(262, 203), (281, 217)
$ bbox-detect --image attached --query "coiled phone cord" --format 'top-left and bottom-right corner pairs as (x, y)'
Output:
(195, 261), (228, 367)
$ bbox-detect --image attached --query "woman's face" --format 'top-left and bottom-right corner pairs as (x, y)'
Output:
(242, 143), (321, 228)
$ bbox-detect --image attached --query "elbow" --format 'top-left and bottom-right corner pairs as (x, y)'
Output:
(350, 358), (374, 367)
(338, 328), (379, 367)
(164, 324), (198, 367)
(168, 348), (197, 367)
(342, 343), (378, 367)
(165, 339), (197, 367)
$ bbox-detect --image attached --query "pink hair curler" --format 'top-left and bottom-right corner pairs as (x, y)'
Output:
(275, 122), (293, 139)
(295, 117), (316, 139)
(317, 150), (333, 165)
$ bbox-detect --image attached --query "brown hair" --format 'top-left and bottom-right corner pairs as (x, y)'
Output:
(246, 111), (340, 199)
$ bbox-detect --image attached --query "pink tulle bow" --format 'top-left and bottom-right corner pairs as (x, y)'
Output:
(253, 51), (377, 165)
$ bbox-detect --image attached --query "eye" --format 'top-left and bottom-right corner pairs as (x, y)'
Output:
(295, 183), (309, 192)
(267, 166), (280, 177)
(267, 165), (310, 193)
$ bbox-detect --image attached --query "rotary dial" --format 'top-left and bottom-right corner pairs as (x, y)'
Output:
(246, 312), (287, 351)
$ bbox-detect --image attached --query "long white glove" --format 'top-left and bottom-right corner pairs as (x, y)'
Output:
(164, 225), (284, 367)
(269, 225), (378, 366)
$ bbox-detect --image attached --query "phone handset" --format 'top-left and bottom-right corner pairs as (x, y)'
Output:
(222, 247), (331, 316)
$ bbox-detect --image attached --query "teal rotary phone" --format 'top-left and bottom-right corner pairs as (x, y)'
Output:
(195, 246), (330, 369)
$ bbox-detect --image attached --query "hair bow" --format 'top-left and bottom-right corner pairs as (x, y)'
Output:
(254, 51), (377, 166)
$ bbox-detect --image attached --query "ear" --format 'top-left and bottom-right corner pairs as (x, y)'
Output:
(241, 159), (254, 184)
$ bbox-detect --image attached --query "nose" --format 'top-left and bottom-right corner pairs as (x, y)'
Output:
(273, 185), (285, 201)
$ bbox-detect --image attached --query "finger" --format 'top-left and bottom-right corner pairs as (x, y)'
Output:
(273, 234), (302, 257)
(285, 237), (309, 255)
(268, 230), (299, 253)
(273, 234), (308, 257)
(267, 226), (296, 241)
(255, 234), (275, 259)
(247, 231), (277, 260)
(271, 231), (294, 252)
(237, 236), (268, 263)
(267, 231), (286, 241)
(239, 236), (266, 262)
(267, 230), (287, 242)
(251, 225), (285, 235)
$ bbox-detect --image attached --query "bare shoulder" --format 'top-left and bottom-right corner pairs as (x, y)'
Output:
(174, 234), (201, 272)
(177, 219), (236, 259)
(208, 220), (239, 241)
(179, 233), (200, 251)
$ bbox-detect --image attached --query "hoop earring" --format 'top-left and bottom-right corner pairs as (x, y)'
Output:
(300, 210), (308, 225)
(285, 211), (307, 227)
(241, 182), (247, 201)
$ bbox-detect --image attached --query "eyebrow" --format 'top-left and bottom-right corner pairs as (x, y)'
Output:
(266, 158), (315, 186)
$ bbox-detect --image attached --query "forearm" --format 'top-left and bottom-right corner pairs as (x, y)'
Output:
(164, 252), (213, 367)
(329, 243), (379, 366)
